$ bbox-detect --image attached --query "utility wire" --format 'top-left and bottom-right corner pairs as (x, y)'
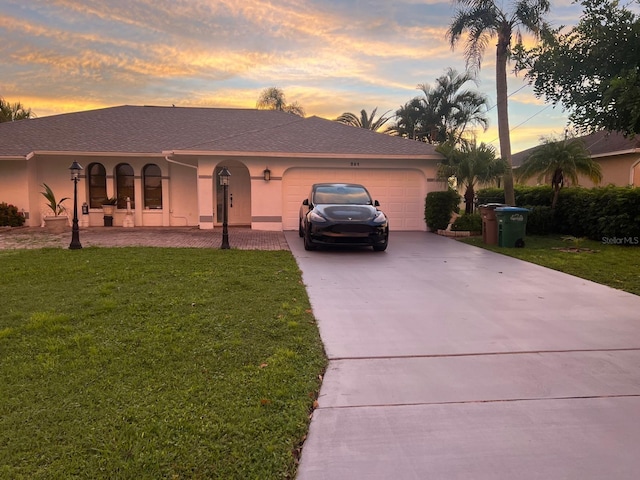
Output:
(485, 83), (529, 112)
(485, 104), (553, 145)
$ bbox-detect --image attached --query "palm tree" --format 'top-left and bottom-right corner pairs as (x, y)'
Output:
(448, 0), (551, 206)
(387, 98), (428, 141)
(388, 69), (489, 145)
(335, 107), (393, 131)
(256, 87), (305, 116)
(0, 97), (34, 122)
(417, 68), (489, 145)
(438, 140), (507, 213)
(515, 136), (602, 209)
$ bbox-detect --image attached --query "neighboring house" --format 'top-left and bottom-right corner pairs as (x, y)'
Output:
(0, 105), (444, 231)
(513, 131), (640, 187)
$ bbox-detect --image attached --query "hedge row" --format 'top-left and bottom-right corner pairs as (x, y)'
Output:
(476, 186), (640, 240)
(476, 185), (554, 207)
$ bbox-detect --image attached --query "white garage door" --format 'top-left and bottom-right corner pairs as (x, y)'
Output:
(282, 168), (426, 231)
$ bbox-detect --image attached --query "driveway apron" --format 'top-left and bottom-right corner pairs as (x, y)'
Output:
(287, 232), (640, 480)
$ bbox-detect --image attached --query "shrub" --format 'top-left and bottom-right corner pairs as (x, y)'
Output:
(556, 186), (640, 241)
(477, 185), (554, 207)
(424, 189), (461, 231)
(0, 202), (25, 227)
(516, 185), (554, 207)
(451, 213), (482, 232)
(476, 187), (504, 205)
(523, 205), (554, 235)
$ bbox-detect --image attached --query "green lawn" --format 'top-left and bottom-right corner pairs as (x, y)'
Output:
(0, 247), (327, 479)
(461, 235), (640, 296)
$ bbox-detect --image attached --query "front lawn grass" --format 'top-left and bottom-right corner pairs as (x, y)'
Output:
(461, 235), (640, 296)
(0, 247), (327, 479)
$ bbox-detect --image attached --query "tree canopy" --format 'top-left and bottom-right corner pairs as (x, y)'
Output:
(256, 87), (305, 117)
(516, 0), (640, 136)
(335, 108), (393, 131)
(515, 136), (602, 208)
(437, 140), (507, 214)
(387, 68), (489, 145)
(0, 97), (34, 122)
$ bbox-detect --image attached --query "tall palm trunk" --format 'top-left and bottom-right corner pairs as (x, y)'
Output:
(496, 29), (516, 206)
(464, 184), (475, 214)
(551, 168), (564, 209)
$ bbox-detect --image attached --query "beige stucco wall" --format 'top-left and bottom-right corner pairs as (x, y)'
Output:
(579, 153), (640, 187)
(11, 153), (201, 228)
(2, 151), (442, 231)
(191, 154), (441, 231)
(32, 156), (79, 227)
(0, 159), (30, 223)
(166, 160), (198, 226)
(517, 152), (640, 188)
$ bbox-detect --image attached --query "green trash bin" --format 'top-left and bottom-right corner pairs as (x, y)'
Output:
(495, 207), (530, 248)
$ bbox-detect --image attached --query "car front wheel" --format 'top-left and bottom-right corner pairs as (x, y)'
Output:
(303, 230), (317, 251)
(373, 243), (387, 252)
(373, 234), (388, 251)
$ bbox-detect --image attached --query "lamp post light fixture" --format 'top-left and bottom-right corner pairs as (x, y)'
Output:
(68, 161), (83, 250)
(218, 166), (231, 249)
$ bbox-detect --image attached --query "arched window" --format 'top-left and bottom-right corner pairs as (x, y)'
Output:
(143, 164), (163, 209)
(115, 163), (134, 209)
(87, 163), (107, 208)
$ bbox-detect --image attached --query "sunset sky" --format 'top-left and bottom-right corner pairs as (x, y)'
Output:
(0, 0), (606, 153)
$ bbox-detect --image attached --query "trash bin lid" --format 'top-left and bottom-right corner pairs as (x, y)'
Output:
(495, 206), (530, 213)
(479, 203), (506, 209)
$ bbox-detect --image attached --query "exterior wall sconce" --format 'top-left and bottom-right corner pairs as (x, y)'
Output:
(263, 168), (271, 182)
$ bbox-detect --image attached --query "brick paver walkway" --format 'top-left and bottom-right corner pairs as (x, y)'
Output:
(0, 227), (290, 250)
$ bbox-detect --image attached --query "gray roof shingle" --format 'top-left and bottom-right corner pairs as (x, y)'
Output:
(0, 105), (440, 158)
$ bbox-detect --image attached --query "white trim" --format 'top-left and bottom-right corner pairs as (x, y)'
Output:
(164, 155), (198, 169)
(25, 150), (167, 158)
(631, 158), (640, 185)
(164, 149), (441, 160)
(591, 149), (640, 159)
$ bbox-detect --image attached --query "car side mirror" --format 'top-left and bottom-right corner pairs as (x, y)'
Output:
(302, 199), (309, 206)
(374, 200), (380, 207)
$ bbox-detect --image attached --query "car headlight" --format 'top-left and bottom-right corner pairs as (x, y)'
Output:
(373, 211), (387, 224)
(308, 211), (327, 223)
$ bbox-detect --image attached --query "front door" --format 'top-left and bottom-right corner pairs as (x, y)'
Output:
(215, 164), (251, 226)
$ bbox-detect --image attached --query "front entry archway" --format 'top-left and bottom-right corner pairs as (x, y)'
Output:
(215, 162), (252, 226)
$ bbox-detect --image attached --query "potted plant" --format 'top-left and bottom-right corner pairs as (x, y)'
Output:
(101, 197), (117, 226)
(41, 183), (69, 233)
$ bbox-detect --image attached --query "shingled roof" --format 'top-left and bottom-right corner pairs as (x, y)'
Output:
(0, 105), (440, 159)
(512, 130), (640, 167)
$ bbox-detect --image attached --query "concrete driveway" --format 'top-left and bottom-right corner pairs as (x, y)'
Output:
(287, 232), (640, 480)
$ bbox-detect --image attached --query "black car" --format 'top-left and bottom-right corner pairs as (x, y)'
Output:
(298, 183), (389, 251)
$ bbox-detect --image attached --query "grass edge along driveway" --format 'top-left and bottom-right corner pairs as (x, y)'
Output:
(461, 235), (640, 296)
(0, 247), (327, 479)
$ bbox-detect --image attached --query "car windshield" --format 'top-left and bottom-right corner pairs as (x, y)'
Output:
(313, 185), (372, 205)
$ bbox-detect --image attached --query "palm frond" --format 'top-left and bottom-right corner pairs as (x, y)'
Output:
(516, 136), (602, 186)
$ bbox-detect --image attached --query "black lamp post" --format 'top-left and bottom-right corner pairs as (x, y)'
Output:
(218, 166), (231, 249)
(68, 161), (83, 250)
